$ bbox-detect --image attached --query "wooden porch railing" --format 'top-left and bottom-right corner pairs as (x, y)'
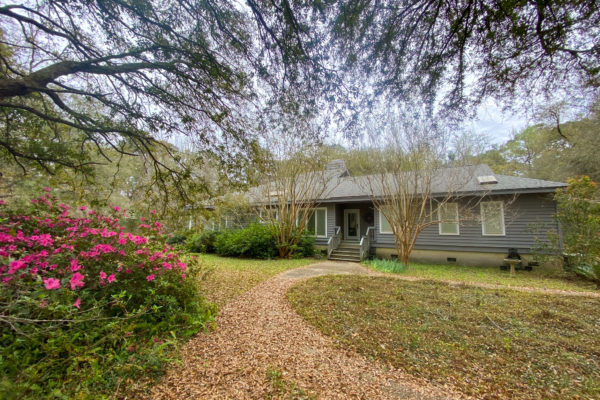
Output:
(359, 226), (375, 261)
(327, 226), (341, 257)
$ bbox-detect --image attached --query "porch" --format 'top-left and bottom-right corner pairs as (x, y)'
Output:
(325, 201), (376, 262)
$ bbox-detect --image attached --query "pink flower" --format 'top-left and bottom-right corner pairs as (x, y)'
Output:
(43, 187), (51, 192)
(113, 205), (121, 212)
(79, 205), (86, 211)
(74, 297), (81, 309)
(70, 272), (85, 289)
(99, 271), (107, 280)
(107, 274), (115, 283)
(177, 261), (187, 271)
(70, 259), (83, 272)
(162, 262), (172, 270)
(146, 274), (155, 281)
(150, 209), (156, 214)
(43, 277), (61, 290)
(181, 273), (186, 281)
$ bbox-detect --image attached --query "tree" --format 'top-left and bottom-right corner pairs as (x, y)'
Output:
(554, 176), (600, 288)
(0, 1), (320, 181)
(251, 129), (338, 259)
(327, 0), (600, 114)
(474, 99), (600, 182)
(357, 111), (477, 266)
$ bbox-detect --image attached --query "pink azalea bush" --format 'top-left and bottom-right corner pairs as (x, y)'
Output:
(0, 191), (214, 397)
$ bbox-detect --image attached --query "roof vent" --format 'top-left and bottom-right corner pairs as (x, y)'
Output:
(477, 175), (498, 185)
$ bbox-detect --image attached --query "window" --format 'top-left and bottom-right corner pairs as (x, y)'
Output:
(306, 207), (327, 237)
(379, 209), (393, 234)
(481, 201), (505, 236)
(438, 203), (459, 235)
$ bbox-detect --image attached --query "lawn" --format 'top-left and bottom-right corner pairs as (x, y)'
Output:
(288, 276), (600, 400)
(363, 259), (597, 292)
(194, 253), (316, 308)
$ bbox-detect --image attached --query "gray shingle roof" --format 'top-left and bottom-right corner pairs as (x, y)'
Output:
(247, 164), (567, 204)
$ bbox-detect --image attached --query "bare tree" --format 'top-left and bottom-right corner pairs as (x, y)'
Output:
(358, 112), (475, 266)
(251, 127), (340, 258)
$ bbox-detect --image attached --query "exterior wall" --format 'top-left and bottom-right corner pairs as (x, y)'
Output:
(373, 247), (538, 267)
(372, 193), (557, 255)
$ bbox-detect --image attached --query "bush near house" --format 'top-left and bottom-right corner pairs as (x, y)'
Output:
(0, 191), (215, 398)
(555, 176), (600, 288)
(192, 223), (315, 259)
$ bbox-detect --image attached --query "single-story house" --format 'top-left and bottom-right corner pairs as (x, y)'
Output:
(255, 160), (567, 267)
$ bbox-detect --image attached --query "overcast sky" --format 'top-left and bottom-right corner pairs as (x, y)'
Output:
(469, 101), (529, 145)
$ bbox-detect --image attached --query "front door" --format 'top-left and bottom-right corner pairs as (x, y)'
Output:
(344, 209), (360, 240)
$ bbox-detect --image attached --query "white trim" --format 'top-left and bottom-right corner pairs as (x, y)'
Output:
(481, 201), (506, 236)
(438, 202), (460, 236)
(378, 209), (393, 234)
(306, 207), (328, 238)
(344, 208), (361, 240)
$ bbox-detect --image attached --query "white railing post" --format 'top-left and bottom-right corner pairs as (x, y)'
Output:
(327, 226), (341, 257)
(360, 226), (375, 261)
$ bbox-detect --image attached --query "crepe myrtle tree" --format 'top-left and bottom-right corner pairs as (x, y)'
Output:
(252, 127), (339, 259)
(356, 109), (481, 266)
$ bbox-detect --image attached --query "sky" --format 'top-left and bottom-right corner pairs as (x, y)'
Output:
(469, 101), (529, 145)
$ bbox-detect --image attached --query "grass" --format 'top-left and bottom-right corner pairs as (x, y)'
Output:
(363, 258), (598, 292)
(194, 253), (317, 308)
(288, 275), (600, 400)
(265, 366), (316, 400)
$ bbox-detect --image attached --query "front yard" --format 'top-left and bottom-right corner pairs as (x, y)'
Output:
(194, 253), (317, 308)
(364, 259), (597, 292)
(288, 275), (600, 399)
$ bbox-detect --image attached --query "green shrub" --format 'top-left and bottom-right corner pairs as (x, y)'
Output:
(292, 231), (316, 258)
(364, 258), (407, 273)
(166, 233), (187, 245)
(214, 223), (278, 259)
(187, 230), (221, 253)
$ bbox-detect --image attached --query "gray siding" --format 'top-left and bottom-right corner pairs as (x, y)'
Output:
(373, 194), (557, 254)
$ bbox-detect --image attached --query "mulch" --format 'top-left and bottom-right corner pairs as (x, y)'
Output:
(147, 262), (461, 399)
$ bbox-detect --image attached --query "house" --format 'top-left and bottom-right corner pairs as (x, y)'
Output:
(258, 160), (566, 266)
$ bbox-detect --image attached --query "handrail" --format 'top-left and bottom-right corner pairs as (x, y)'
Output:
(327, 226), (341, 257)
(359, 226), (375, 260)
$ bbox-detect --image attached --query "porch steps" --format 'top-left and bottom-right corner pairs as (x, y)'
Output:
(328, 241), (361, 262)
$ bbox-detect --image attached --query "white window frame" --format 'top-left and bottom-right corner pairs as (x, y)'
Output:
(378, 209), (393, 234)
(305, 207), (328, 238)
(480, 201), (506, 236)
(438, 202), (460, 235)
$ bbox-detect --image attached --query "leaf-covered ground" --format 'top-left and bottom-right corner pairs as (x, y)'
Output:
(288, 276), (600, 400)
(194, 254), (317, 308)
(363, 260), (597, 292)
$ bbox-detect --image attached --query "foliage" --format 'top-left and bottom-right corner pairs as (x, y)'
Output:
(209, 223), (316, 260)
(289, 276), (600, 400)
(214, 223), (279, 259)
(166, 233), (188, 245)
(328, 0), (600, 112)
(473, 101), (600, 182)
(554, 176), (600, 287)
(265, 365), (316, 400)
(0, 1), (320, 178)
(187, 231), (221, 254)
(364, 258), (407, 273)
(0, 191), (215, 398)
(194, 254), (315, 309)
